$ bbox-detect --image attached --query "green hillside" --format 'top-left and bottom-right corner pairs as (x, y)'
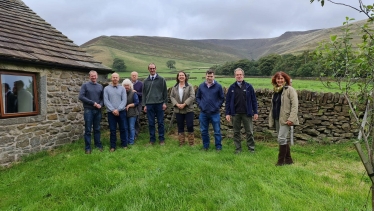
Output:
(81, 19), (369, 72)
(84, 45), (213, 77)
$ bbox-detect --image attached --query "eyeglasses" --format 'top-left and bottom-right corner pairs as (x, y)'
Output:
(149, 68), (156, 70)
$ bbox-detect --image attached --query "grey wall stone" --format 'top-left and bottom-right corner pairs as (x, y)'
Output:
(134, 87), (357, 144)
(0, 64), (108, 166)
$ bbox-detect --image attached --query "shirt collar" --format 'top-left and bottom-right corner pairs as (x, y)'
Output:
(205, 80), (215, 86)
(110, 83), (120, 88)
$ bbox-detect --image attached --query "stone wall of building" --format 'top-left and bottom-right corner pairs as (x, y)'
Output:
(0, 63), (101, 166)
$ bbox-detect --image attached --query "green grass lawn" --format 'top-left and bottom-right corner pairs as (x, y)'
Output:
(0, 131), (370, 210)
(165, 77), (343, 93)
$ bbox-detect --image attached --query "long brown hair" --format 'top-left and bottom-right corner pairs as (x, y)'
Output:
(176, 71), (188, 84)
(271, 71), (291, 86)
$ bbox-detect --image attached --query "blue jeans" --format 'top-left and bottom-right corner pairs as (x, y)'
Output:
(199, 112), (222, 150)
(176, 112), (194, 133)
(108, 111), (128, 149)
(84, 108), (102, 150)
(146, 103), (165, 143)
(126, 116), (137, 144)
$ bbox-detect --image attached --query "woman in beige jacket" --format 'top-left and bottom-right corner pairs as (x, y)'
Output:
(269, 72), (299, 166)
(170, 71), (196, 146)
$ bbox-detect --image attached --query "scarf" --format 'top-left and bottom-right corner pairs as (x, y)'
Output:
(273, 83), (286, 93)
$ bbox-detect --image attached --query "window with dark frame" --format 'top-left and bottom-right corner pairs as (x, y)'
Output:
(0, 71), (39, 118)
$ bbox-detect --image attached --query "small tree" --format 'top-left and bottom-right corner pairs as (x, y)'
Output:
(311, 1), (374, 209)
(258, 54), (281, 76)
(112, 58), (126, 72)
(166, 60), (176, 69)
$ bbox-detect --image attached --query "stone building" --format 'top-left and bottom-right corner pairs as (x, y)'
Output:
(0, 0), (113, 166)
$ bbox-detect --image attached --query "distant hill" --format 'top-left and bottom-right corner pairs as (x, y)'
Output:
(81, 19), (368, 70)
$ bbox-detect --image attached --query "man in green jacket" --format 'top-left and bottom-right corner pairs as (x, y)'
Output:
(142, 63), (168, 145)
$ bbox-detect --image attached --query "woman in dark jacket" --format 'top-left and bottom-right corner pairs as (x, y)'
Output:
(122, 79), (139, 145)
(269, 72), (299, 166)
(170, 71), (195, 146)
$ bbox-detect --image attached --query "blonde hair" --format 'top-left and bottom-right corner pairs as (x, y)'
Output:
(122, 78), (133, 90)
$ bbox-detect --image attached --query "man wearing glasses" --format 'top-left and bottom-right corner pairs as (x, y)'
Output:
(142, 63), (168, 145)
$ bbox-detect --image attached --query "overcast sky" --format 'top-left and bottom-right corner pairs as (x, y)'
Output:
(22, 0), (370, 46)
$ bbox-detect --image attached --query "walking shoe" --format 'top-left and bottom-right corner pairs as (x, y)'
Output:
(123, 146), (128, 149)
(234, 150), (242, 154)
(200, 147), (209, 151)
(98, 148), (103, 152)
(160, 141), (165, 146)
(110, 148), (115, 152)
(85, 149), (91, 154)
(216, 148), (222, 152)
(249, 149), (255, 153)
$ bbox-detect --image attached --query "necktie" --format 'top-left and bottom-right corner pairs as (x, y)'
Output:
(151, 76), (154, 80)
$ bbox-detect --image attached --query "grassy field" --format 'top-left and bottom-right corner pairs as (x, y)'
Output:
(85, 46), (214, 75)
(112, 67), (341, 93)
(0, 131), (370, 210)
(163, 76), (342, 93)
(87, 43), (352, 93)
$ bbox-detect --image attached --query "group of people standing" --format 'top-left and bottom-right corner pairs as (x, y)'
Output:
(79, 63), (299, 166)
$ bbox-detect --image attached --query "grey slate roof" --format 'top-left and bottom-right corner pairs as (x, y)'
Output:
(0, 0), (112, 73)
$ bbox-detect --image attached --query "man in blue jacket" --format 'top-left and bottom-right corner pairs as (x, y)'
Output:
(225, 68), (258, 154)
(196, 70), (225, 151)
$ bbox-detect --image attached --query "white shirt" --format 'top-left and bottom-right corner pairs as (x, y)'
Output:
(178, 85), (184, 102)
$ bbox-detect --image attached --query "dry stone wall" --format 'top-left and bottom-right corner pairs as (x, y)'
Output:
(137, 87), (356, 144)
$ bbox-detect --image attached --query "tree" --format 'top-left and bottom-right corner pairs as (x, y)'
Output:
(258, 54), (281, 76)
(166, 60), (176, 69)
(272, 54), (299, 76)
(311, 1), (374, 209)
(112, 58), (126, 72)
(245, 60), (260, 76)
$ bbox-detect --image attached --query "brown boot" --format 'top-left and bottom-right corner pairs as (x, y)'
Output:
(187, 132), (195, 146)
(285, 143), (294, 165)
(276, 145), (287, 166)
(178, 133), (185, 146)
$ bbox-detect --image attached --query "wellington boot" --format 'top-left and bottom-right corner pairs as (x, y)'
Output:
(285, 143), (294, 165)
(188, 132), (195, 146)
(276, 145), (287, 166)
(178, 133), (185, 146)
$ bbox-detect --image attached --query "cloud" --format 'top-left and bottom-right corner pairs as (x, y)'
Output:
(22, 0), (370, 45)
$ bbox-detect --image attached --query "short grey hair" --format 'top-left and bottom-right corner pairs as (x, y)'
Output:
(89, 70), (97, 75)
(122, 78), (133, 90)
(234, 68), (244, 75)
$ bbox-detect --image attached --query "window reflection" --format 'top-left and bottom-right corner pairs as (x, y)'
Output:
(2, 74), (35, 113)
